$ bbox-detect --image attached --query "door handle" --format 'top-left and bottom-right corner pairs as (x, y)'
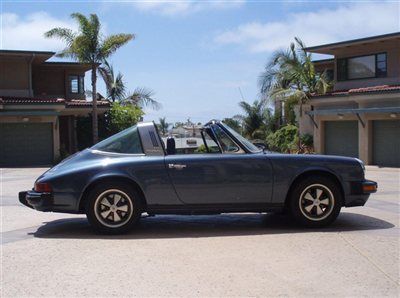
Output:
(168, 163), (187, 170)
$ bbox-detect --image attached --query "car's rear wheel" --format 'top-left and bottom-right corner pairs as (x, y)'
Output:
(85, 182), (142, 234)
(289, 176), (342, 227)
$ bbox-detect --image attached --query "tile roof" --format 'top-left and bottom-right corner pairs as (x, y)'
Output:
(0, 97), (64, 104)
(0, 96), (110, 108)
(312, 85), (400, 97)
(65, 99), (110, 107)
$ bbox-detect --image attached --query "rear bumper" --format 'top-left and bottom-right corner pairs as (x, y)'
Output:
(345, 179), (378, 207)
(19, 190), (54, 212)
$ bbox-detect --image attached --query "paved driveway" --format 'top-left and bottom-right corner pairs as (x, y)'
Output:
(1, 167), (399, 297)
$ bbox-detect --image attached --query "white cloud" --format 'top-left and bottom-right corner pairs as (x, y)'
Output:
(214, 2), (400, 53)
(0, 12), (77, 51)
(133, 0), (245, 16)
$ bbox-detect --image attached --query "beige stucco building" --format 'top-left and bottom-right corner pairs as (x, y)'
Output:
(0, 50), (110, 166)
(299, 33), (400, 167)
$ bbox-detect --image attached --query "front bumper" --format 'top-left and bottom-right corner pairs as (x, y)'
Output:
(19, 190), (54, 212)
(345, 179), (378, 207)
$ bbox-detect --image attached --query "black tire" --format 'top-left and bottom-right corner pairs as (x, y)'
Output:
(289, 175), (342, 228)
(85, 182), (143, 234)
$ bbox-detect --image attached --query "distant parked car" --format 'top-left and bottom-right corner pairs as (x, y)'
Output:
(19, 120), (377, 234)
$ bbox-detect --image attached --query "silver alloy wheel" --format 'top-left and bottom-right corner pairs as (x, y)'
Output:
(94, 189), (134, 228)
(299, 184), (335, 221)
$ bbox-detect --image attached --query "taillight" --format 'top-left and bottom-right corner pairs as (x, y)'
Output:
(34, 182), (52, 193)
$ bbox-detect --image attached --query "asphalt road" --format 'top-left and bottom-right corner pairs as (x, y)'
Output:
(1, 167), (399, 297)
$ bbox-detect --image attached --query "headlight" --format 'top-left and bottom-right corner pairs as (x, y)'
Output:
(355, 158), (365, 175)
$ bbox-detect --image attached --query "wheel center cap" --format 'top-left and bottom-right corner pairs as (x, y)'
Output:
(110, 205), (116, 211)
(314, 199), (319, 205)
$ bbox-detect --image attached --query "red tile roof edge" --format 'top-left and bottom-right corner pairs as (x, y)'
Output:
(312, 85), (400, 97)
(0, 96), (110, 107)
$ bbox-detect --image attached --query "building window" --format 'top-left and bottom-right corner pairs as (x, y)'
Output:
(337, 53), (387, 81)
(69, 75), (84, 94)
(376, 53), (387, 77)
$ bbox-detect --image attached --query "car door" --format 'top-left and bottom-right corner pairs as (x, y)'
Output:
(165, 153), (273, 205)
(165, 125), (273, 205)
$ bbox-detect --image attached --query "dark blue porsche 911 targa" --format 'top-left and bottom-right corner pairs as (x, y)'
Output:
(19, 120), (377, 234)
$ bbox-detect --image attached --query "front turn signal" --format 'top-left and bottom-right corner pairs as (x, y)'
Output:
(34, 182), (52, 193)
(362, 183), (377, 193)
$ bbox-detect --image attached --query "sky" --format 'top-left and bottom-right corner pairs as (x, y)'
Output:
(1, 0), (399, 124)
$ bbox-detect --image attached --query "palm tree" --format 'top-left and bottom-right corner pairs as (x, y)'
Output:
(45, 13), (134, 144)
(259, 37), (330, 117)
(237, 100), (273, 140)
(98, 61), (161, 110)
(258, 37), (330, 148)
(98, 61), (126, 102)
(158, 117), (170, 135)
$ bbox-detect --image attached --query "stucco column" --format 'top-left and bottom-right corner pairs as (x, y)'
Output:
(313, 116), (323, 153)
(358, 118), (371, 164)
(299, 104), (314, 135)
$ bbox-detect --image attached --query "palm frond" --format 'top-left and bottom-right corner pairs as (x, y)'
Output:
(123, 87), (161, 110)
(70, 13), (91, 35)
(100, 34), (135, 58)
(44, 28), (75, 45)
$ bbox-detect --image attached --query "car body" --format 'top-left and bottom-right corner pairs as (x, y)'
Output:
(19, 120), (377, 233)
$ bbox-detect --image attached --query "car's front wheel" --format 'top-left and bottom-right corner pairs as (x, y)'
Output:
(85, 182), (142, 234)
(289, 176), (342, 227)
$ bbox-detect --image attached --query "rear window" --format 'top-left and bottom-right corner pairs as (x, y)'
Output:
(92, 126), (143, 154)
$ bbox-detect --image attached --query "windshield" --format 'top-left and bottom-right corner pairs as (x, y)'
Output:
(221, 123), (261, 153)
(91, 126), (143, 154)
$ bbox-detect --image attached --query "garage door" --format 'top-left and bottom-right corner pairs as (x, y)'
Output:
(324, 121), (358, 158)
(0, 123), (53, 166)
(373, 120), (400, 167)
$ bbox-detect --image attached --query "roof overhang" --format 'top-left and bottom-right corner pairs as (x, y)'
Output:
(305, 32), (400, 55)
(42, 62), (96, 72)
(312, 58), (334, 64)
(306, 106), (400, 116)
(0, 110), (59, 116)
(0, 50), (55, 64)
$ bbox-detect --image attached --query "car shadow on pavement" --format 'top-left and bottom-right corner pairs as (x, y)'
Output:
(30, 212), (396, 240)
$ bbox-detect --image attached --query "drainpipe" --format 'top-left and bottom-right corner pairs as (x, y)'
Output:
(28, 54), (35, 97)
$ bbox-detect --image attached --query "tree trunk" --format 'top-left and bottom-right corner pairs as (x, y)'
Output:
(91, 64), (98, 144)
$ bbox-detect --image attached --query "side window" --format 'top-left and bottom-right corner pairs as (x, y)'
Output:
(92, 126), (143, 154)
(161, 131), (220, 155)
(212, 125), (242, 154)
(200, 129), (221, 153)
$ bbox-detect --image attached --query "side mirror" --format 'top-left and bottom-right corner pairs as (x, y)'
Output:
(256, 144), (267, 150)
(166, 137), (176, 155)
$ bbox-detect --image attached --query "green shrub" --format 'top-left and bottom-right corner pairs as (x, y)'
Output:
(194, 144), (208, 153)
(266, 124), (298, 153)
(300, 133), (313, 147)
(108, 102), (144, 134)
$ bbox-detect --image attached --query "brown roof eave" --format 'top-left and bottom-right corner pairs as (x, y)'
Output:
(305, 32), (400, 54)
(311, 88), (400, 99)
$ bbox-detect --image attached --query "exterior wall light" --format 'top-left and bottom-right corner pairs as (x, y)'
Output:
(22, 117), (29, 122)
(390, 113), (397, 118)
(338, 113), (344, 119)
